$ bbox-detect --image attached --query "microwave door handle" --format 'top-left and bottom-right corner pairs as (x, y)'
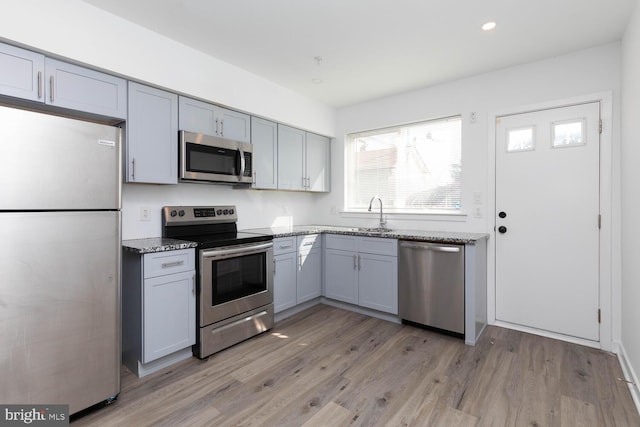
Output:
(238, 149), (246, 180)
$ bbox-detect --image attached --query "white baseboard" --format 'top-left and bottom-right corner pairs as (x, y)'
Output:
(617, 342), (640, 415)
(493, 320), (601, 349)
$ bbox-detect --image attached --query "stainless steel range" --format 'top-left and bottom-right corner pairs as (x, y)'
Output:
(162, 205), (274, 358)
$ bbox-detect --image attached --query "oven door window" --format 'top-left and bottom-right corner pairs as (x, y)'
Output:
(187, 142), (239, 175)
(210, 252), (267, 305)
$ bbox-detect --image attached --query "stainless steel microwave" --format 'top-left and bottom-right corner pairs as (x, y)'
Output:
(179, 130), (253, 184)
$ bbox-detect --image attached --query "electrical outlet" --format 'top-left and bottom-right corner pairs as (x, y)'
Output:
(474, 206), (483, 218)
(140, 207), (151, 221)
(473, 192), (483, 205)
(330, 205), (337, 215)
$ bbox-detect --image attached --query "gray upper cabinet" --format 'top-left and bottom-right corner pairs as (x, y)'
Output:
(277, 124), (306, 191)
(306, 132), (331, 192)
(251, 117), (278, 189)
(178, 96), (250, 143)
(0, 42), (126, 119)
(126, 82), (178, 184)
(0, 43), (44, 102)
(44, 58), (127, 119)
(277, 125), (331, 192)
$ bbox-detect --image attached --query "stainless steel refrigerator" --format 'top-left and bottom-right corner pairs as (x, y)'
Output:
(0, 105), (122, 414)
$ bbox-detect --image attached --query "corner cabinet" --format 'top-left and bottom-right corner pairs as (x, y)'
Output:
(0, 42), (126, 119)
(126, 82), (178, 184)
(178, 96), (250, 143)
(122, 248), (196, 377)
(324, 234), (398, 315)
(251, 117), (278, 189)
(277, 125), (330, 192)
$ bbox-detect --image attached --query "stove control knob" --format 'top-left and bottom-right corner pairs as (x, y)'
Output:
(178, 210), (185, 217)
(229, 208), (235, 215)
(170, 210), (177, 217)
(216, 209), (222, 215)
(223, 209), (229, 215)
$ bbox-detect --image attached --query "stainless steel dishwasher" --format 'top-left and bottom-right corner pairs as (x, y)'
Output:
(398, 241), (465, 335)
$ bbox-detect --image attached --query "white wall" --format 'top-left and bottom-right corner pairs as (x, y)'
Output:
(315, 43), (621, 234)
(621, 0), (640, 405)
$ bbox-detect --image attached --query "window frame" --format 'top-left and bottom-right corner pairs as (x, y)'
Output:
(344, 115), (463, 215)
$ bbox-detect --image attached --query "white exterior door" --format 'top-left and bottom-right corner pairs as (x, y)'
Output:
(495, 102), (600, 342)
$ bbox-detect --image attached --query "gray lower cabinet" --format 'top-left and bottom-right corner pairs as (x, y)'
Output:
(122, 248), (196, 377)
(126, 82), (178, 184)
(178, 96), (250, 142)
(324, 234), (398, 314)
(0, 42), (126, 118)
(273, 235), (322, 313)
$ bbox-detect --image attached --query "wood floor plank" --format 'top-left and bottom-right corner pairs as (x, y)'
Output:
(301, 402), (353, 427)
(70, 306), (640, 427)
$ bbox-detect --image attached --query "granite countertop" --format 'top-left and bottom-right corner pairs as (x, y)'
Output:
(241, 225), (489, 245)
(122, 237), (199, 254)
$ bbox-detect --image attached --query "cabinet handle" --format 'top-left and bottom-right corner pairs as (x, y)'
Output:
(353, 254), (357, 270)
(253, 171), (257, 184)
(131, 158), (136, 181)
(302, 177), (306, 188)
(279, 244), (292, 249)
(192, 274), (195, 295)
(303, 242), (313, 246)
(49, 75), (54, 102)
(215, 118), (220, 135)
(299, 253), (302, 269)
(37, 71), (42, 99)
(358, 255), (362, 271)
(161, 260), (184, 268)
(220, 119), (224, 136)
(273, 259), (276, 275)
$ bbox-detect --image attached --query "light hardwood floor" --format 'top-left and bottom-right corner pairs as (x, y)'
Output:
(72, 305), (640, 426)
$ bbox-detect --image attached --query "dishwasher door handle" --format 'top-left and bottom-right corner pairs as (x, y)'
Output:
(399, 242), (461, 253)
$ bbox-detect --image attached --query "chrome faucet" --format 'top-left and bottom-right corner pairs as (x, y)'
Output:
(368, 196), (387, 228)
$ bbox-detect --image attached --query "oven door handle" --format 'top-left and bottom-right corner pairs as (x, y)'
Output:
(201, 242), (273, 258)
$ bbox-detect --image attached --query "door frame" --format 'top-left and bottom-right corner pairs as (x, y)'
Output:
(487, 91), (615, 352)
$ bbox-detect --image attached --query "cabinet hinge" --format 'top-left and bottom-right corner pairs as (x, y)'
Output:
(598, 309), (601, 324)
(599, 119), (603, 134)
(598, 214), (601, 229)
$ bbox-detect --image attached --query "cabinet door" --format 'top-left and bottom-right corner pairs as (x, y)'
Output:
(251, 117), (278, 189)
(358, 253), (398, 314)
(277, 124), (306, 190)
(298, 248), (322, 303)
(0, 42), (44, 102)
(274, 252), (297, 313)
(44, 58), (126, 119)
(143, 270), (195, 363)
(127, 82), (178, 184)
(178, 96), (216, 136)
(219, 107), (250, 143)
(324, 249), (358, 304)
(306, 132), (330, 192)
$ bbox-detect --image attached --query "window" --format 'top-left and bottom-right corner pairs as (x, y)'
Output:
(346, 116), (462, 212)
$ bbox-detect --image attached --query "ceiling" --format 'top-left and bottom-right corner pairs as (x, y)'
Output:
(82, 0), (635, 107)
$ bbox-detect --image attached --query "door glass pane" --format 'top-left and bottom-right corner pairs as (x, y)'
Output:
(552, 119), (585, 148)
(507, 127), (534, 152)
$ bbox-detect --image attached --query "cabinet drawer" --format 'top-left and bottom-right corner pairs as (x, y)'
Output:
(325, 234), (357, 251)
(358, 237), (397, 256)
(273, 237), (296, 255)
(297, 234), (320, 252)
(143, 248), (195, 278)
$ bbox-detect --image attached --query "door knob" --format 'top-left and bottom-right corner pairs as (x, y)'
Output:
(498, 226), (507, 234)
(498, 211), (507, 218)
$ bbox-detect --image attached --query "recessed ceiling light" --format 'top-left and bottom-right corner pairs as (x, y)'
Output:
(312, 78), (323, 84)
(482, 21), (497, 31)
